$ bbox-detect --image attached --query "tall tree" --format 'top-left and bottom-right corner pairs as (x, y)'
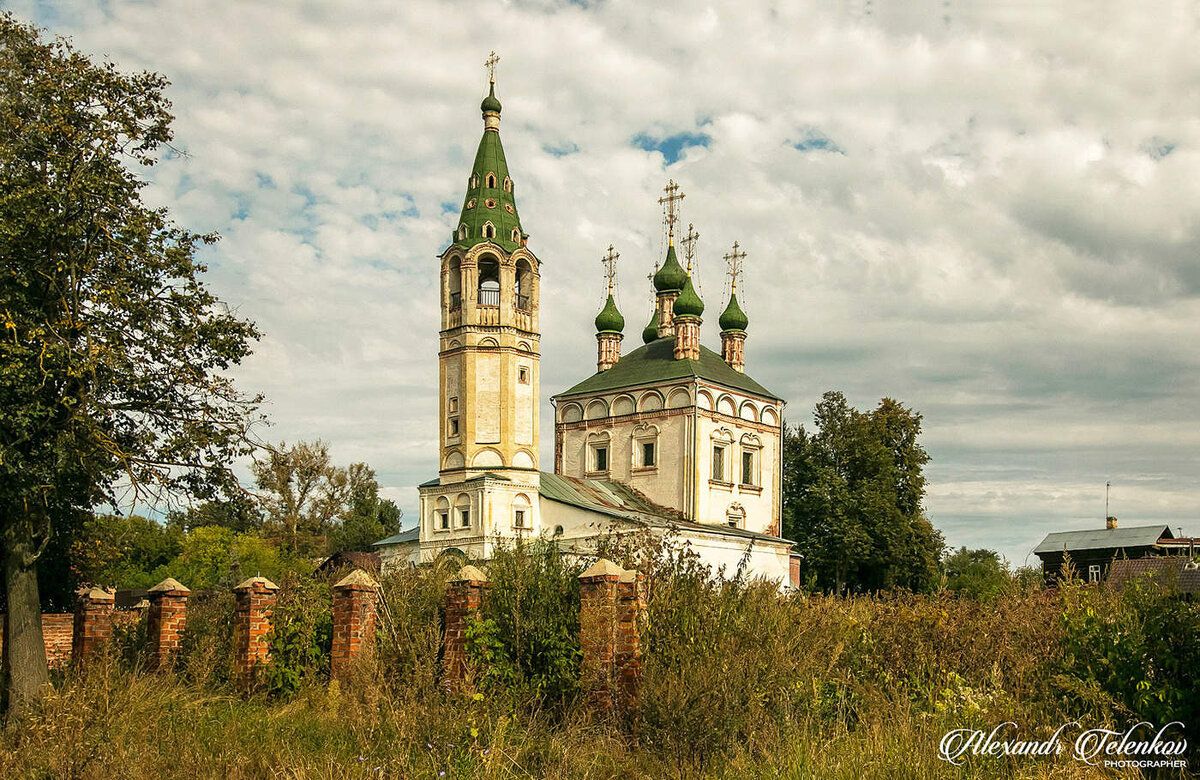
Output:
(782, 391), (943, 593)
(252, 441), (400, 555)
(0, 16), (262, 709)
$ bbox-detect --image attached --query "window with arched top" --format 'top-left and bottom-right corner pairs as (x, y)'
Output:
(477, 256), (500, 305)
(726, 503), (746, 529)
(486, 172), (497, 188)
(470, 173), (479, 189)
(435, 496), (451, 530)
(710, 428), (735, 484)
(586, 431), (612, 474)
(511, 228), (520, 243)
(739, 434), (762, 487)
(513, 493), (532, 530)
(483, 222), (496, 240)
(457, 224), (468, 241)
(447, 257), (462, 309)
(455, 493), (472, 529)
(503, 176), (512, 193)
(633, 423), (660, 471)
(515, 258), (532, 310)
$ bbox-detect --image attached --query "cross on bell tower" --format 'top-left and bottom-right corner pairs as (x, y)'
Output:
(659, 180), (685, 244)
(594, 244), (625, 372)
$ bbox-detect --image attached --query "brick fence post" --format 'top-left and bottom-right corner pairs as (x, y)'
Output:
(233, 576), (278, 689)
(442, 564), (488, 688)
(72, 586), (115, 667)
(579, 558), (623, 710)
(331, 569), (379, 681)
(615, 569), (645, 705)
(146, 577), (190, 671)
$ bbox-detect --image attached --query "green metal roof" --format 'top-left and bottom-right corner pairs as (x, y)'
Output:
(373, 527), (419, 547)
(1033, 524), (1173, 555)
(594, 293), (625, 333)
(554, 336), (781, 400)
(719, 293), (748, 332)
(451, 87), (523, 253)
(673, 275), (704, 317)
(538, 472), (791, 546)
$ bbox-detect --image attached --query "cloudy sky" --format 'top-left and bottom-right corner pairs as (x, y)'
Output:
(15, 0), (1200, 565)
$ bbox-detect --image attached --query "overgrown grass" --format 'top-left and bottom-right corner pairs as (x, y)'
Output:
(1, 543), (1192, 779)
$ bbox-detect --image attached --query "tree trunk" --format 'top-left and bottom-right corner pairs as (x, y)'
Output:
(1, 525), (49, 714)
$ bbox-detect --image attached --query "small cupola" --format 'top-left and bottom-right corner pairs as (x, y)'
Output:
(719, 293), (748, 332)
(594, 294), (625, 334)
(672, 275), (705, 318)
(595, 246), (624, 371)
(653, 244), (687, 293)
(642, 310), (659, 344)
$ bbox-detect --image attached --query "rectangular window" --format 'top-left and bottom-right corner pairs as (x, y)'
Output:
(742, 451), (755, 486)
(460, 509), (470, 528)
(514, 509), (525, 528)
(642, 441), (656, 468)
(439, 511), (449, 530)
(518, 366), (529, 384)
(1088, 564), (1100, 583)
(712, 445), (725, 482)
(595, 446), (609, 472)
(448, 397), (459, 414)
(448, 417), (459, 436)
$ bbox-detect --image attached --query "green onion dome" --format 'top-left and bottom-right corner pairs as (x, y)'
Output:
(718, 293), (748, 332)
(652, 244), (687, 293)
(481, 83), (502, 114)
(642, 310), (659, 343)
(672, 275), (704, 318)
(594, 294), (625, 333)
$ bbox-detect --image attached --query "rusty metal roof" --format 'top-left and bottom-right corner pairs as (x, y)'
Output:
(1106, 557), (1200, 594)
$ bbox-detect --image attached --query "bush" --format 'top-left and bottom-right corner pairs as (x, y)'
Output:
(178, 590), (237, 689)
(263, 573), (332, 696)
(466, 538), (583, 708)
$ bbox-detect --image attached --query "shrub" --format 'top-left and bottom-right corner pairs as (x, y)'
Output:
(178, 589), (237, 689)
(465, 538), (583, 708)
(263, 573), (332, 696)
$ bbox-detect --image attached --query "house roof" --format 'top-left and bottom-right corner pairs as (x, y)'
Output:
(1106, 557), (1200, 594)
(373, 527), (419, 547)
(538, 471), (792, 546)
(554, 337), (781, 401)
(1033, 524), (1174, 555)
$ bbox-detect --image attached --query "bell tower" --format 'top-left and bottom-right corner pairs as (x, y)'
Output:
(418, 56), (543, 560)
(439, 61), (540, 485)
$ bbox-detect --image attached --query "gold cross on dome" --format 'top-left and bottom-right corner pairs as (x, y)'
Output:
(680, 223), (699, 273)
(723, 241), (747, 291)
(658, 179), (685, 240)
(602, 245), (620, 293)
(485, 51), (500, 83)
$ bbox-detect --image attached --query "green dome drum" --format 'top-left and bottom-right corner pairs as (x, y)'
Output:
(672, 276), (704, 318)
(653, 244), (687, 293)
(719, 293), (748, 332)
(642, 310), (659, 343)
(595, 294), (625, 333)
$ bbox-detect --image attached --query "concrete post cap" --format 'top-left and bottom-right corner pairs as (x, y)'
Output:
(233, 575), (280, 592)
(77, 586), (115, 601)
(579, 558), (625, 580)
(334, 569), (380, 590)
(148, 577), (191, 594)
(451, 564), (488, 584)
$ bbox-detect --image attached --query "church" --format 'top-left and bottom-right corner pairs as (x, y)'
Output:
(375, 69), (799, 585)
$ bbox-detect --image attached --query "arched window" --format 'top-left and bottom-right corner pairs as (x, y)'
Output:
(435, 496), (451, 531)
(511, 228), (520, 243)
(457, 224), (468, 241)
(513, 493), (532, 530)
(447, 257), (462, 309)
(455, 494), (472, 529)
(478, 256), (500, 306)
(483, 222), (496, 240)
(486, 172), (497, 188)
(515, 258), (532, 310)
(470, 173), (479, 189)
(503, 176), (512, 193)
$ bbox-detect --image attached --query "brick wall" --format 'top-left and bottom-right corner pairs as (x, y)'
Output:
(0, 614), (75, 669)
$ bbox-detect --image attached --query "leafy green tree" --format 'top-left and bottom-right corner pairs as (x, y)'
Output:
(253, 441), (399, 555)
(942, 546), (1007, 599)
(782, 391), (943, 593)
(71, 513), (183, 590)
(0, 16), (262, 709)
(165, 493), (263, 534)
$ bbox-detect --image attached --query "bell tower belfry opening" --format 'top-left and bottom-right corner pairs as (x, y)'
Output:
(418, 55), (542, 560)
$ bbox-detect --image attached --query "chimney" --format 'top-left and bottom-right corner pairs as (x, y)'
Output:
(1106, 516), (1118, 530)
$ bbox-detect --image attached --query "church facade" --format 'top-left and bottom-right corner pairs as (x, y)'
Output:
(375, 75), (797, 585)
